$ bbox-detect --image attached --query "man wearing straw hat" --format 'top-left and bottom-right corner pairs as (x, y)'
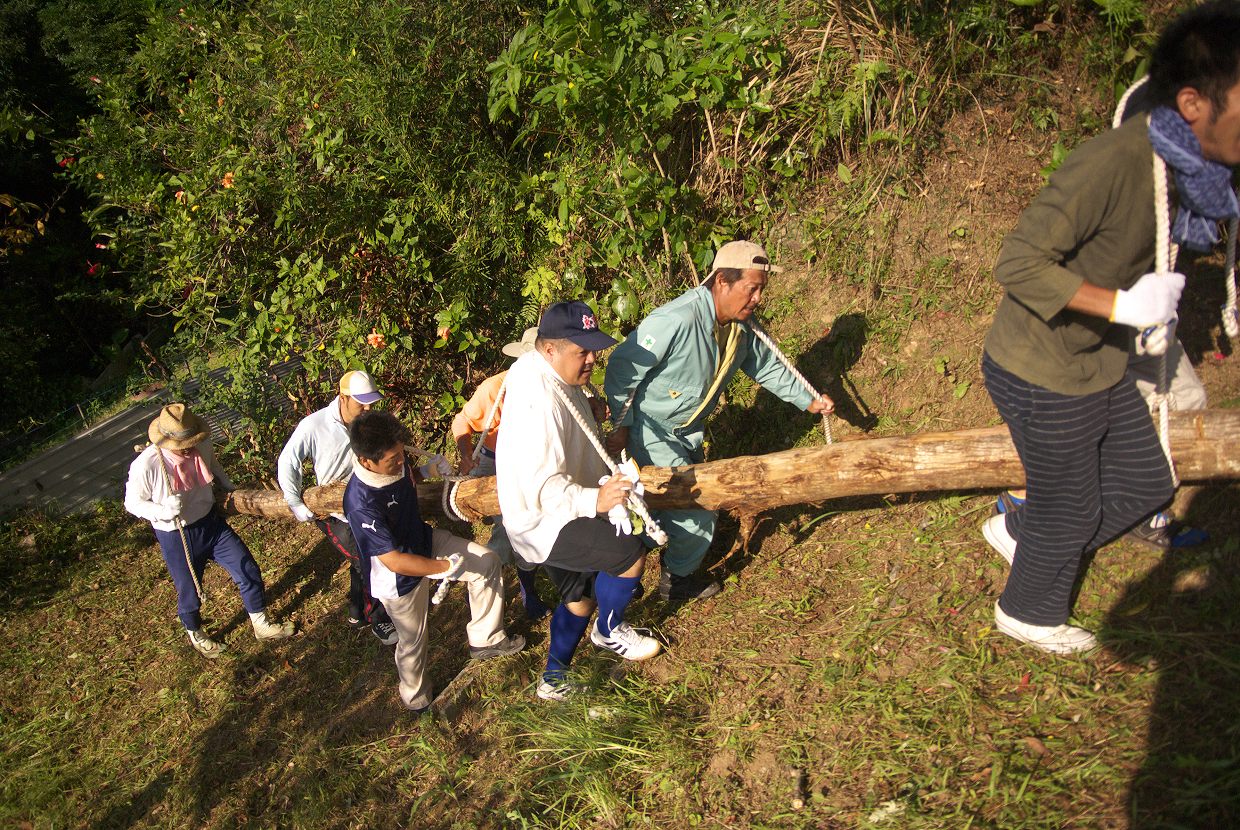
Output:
(125, 403), (294, 658)
(604, 241), (835, 603)
(450, 328), (549, 620)
(277, 370), (399, 644)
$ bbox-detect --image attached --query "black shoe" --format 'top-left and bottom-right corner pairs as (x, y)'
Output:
(658, 569), (722, 603)
(371, 621), (398, 645)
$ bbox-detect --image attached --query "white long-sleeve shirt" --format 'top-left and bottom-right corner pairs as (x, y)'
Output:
(124, 441), (232, 531)
(277, 397), (354, 519)
(495, 351), (608, 564)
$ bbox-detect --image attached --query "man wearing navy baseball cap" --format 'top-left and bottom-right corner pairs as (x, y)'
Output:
(496, 301), (661, 701)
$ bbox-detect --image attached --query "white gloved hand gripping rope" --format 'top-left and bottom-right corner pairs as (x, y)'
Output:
(598, 457), (645, 537)
(429, 552), (464, 606)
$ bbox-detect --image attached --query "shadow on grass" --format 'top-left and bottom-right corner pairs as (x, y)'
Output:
(1101, 485), (1240, 828)
(210, 531), (342, 639)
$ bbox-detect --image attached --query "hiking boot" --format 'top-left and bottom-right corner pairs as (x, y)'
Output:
(1124, 512), (1209, 551)
(371, 621), (398, 645)
(187, 628), (224, 659)
(994, 491), (1026, 515)
(249, 610), (295, 641)
(536, 679), (577, 702)
(468, 634), (526, 661)
(589, 621), (661, 661)
(657, 569), (722, 603)
(981, 514), (1016, 566)
(994, 602), (1097, 655)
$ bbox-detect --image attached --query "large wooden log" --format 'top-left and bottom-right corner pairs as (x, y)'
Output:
(220, 409), (1240, 522)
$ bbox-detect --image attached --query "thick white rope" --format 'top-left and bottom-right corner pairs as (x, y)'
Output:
(1224, 217), (1239, 339)
(155, 449), (207, 610)
(545, 380), (669, 546)
(746, 319), (835, 444)
(471, 374), (509, 462)
(1151, 150), (1180, 488)
(1112, 76), (1147, 129)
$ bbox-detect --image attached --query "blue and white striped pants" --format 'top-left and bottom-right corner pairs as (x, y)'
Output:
(982, 353), (1173, 625)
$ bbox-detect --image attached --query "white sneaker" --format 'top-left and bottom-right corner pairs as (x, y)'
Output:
(249, 610), (295, 641)
(187, 628), (224, 659)
(589, 620), (661, 661)
(994, 602), (1097, 655)
(982, 514), (1016, 565)
(536, 680), (576, 702)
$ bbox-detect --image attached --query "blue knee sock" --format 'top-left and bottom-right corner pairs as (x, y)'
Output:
(517, 567), (548, 618)
(593, 572), (641, 638)
(545, 604), (591, 683)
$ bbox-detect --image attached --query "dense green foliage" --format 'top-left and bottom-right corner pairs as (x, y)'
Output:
(2, 0), (1156, 465)
(0, 0), (153, 457)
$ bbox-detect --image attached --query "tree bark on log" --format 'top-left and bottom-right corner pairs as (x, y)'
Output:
(220, 409), (1240, 522)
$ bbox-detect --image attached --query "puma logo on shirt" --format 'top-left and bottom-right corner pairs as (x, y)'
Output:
(386, 496), (399, 508)
(361, 520), (378, 533)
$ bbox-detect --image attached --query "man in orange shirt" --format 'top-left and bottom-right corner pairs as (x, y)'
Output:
(452, 328), (548, 620)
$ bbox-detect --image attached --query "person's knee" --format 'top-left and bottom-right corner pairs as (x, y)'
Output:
(566, 598), (595, 616)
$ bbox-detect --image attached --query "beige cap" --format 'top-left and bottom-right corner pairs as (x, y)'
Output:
(501, 327), (539, 358)
(709, 240), (783, 276)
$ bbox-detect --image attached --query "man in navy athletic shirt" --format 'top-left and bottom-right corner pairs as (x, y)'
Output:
(344, 411), (524, 712)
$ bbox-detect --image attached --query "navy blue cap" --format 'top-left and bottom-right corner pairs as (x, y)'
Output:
(537, 301), (617, 351)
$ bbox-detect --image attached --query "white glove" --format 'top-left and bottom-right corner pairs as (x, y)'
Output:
(598, 458), (644, 536)
(606, 504), (633, 536)
(1223, 304), (1240, 339)
(290, 503), (317, 522)
(428, 552), (464, 580)
(1111, 272), (1185, 328)
(1134, 318), (1176, 357)
(158, 494), (183, 522)
(417, 454), (452, 479)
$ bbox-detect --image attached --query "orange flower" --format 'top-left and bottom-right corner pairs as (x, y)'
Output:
(436, 325), (451, 340)
(221, 171), (235, 188)
(366, 330), (387, 350)
(174, 190), (186, 203)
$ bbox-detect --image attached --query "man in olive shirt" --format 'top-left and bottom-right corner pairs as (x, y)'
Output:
(979, 1), (1240, 654)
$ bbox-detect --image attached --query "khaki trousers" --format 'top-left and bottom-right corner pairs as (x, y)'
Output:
(381, 529), (506, 710)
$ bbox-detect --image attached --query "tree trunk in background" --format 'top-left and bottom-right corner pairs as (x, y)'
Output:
(220, 409), (1240, 522)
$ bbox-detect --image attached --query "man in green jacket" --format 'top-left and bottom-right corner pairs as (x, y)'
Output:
(979, 1), (1240, 655)
(604, 241), (835, 602)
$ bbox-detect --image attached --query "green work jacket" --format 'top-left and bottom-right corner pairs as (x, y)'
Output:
(603, 285), (814, 437)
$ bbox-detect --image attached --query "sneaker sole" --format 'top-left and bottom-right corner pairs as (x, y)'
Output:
(994, 620), (1098, 654)
(993, 608), (1097, 655)
(981, 517), (1015, 566)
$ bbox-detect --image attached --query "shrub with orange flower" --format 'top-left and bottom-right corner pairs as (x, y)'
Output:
(366, 330), (387, 349)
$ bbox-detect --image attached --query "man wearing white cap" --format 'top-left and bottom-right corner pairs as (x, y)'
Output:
(451, 327), (549, 620)
(604, 241), (834, 603)
(278, 370), (403, 644)
(125, 403), (294, 658)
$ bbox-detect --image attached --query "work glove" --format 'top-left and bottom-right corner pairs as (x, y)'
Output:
(599, 458), (644, 536)
(1111, 272), (1185, 329)
(428, 552), (464, 580)
(157, 494), (183, 522)
(290, 503), (317, 522)
(1223, 304), (1240, 339)
(417, 454), (452, 479)
(1135, 318), (1176, 358)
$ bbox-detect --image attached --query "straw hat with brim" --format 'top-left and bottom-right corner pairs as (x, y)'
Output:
(148, 403), (211, 450)
(502, 327), (539, 358)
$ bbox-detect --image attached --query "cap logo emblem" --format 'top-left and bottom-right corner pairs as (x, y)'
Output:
(581, 314), (597, 330)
